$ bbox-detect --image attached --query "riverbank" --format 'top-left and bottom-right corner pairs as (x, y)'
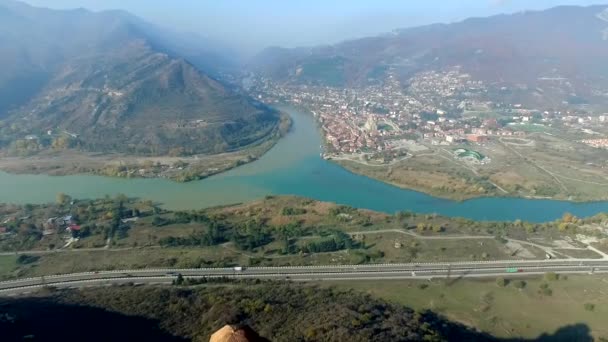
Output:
(2, 195), (606, 279)
(3, 106), (608, 222)
(304, 108), (608, 203)
(331, 150), (608, 203)
(291, 103), (514, 202)
(335, 159), (493, 202)
(0, 112), (291, 183)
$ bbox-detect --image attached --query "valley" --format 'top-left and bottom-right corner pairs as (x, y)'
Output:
(3, 2), (608, 341)
(3, 106), (608, 222)
(246, 5), (608, 203)
(2, 194), (608, 340)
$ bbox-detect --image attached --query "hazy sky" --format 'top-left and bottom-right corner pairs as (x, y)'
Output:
(22, 0), (602, 55)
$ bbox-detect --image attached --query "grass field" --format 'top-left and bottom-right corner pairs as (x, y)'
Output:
(463, 110), (504, 119)
(363, 233), (541, 262)
(0, 255), (17, 278)
(508, 123), (554, 133)
(0, 233), (550, 280)
(0, 247), (248, 280)
(338, 154), (490, 201)
(324, 275), (608, 340)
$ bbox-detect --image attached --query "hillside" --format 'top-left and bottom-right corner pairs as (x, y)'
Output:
(0, 195), (607, 340)
(0, 0), (281, 156)
(1, 284), (498, 341)
(251, 5), (608, 107)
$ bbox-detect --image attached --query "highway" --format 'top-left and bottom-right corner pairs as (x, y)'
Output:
(1, 259), (607, 296)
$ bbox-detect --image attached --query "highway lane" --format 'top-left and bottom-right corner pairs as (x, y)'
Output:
(2, 268), (608, 296)
(3, 259), (607, 285)
(2, 259), (608, 295)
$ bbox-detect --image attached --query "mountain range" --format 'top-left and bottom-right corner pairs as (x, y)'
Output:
(0, 0), (281, 155)
(251, 5), (608, 107)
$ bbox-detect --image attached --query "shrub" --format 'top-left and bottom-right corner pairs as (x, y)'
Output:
(495, 277), (508, 287)
(544, 272), (559, 281)
(584, 303), (595, 312)
(538, 283), (553, 296)
(512, 280), (526, 289)
(16, 254), (40, 265)
(281, 207), (307, 216)
(152, 216), (169, 227)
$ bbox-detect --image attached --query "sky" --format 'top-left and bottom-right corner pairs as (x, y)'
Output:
(22, 0), (602, 56)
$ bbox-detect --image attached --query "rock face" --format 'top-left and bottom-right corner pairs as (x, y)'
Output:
(210, 324), (269, 342)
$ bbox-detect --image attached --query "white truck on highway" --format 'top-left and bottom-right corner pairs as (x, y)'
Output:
(234, 266), (244, 271)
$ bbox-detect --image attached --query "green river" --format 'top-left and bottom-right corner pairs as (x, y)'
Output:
(1, 106), (608, 222)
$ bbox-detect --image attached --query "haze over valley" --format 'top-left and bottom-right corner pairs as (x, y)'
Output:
(2, 1), (608, 341)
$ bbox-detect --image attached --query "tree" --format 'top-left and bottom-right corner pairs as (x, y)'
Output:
(396, 211), (413, 220)
(168, 147), (185, 157)
(584, 303), (595, 312)
(495, 277), (508, 287)
(79, 224), (92, 238)
(512, 280), (526, 289)
(152, 216), (166, 227)
(282, 207), (307, 216)
(142, 160), (155, 168)
(544, 272), (559, 281)
(562, 212), (574, 223)
(17, 254), (40, 265)
(56, 192), (71, 205)
(174, 273), (184, 285)
(115, 193), (128, 204)
(523, 223), (535, 233)
(538, 283), (553, 296)
(52, 136), (72, 149)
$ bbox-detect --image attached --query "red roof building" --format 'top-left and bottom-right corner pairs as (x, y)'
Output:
(69, 225), (81, 231)
(466, 134), (489, 143)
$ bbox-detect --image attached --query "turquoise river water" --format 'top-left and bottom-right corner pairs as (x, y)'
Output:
(1, 106), (608, 222)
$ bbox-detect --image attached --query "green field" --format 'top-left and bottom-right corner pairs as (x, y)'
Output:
(463, 110), (504, 119)
(325, 275), (608, 340)
(508, 123), (552, 133)
(377, 123), (394, 131)
(0, 255), (17, 275)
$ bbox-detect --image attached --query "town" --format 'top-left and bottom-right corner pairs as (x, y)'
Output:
(247, 67), (608, 166)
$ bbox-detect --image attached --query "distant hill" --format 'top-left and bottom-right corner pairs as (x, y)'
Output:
(250, 5), (608, 107)
(0, 0), (280, 155)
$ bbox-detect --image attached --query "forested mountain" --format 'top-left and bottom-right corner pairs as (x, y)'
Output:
(0, 0), (280, 155)
(251, 5), (608, 106)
